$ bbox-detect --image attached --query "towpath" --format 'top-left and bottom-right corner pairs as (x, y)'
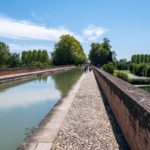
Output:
(18, 71), (127, 150)
(0, 66), (74, 84)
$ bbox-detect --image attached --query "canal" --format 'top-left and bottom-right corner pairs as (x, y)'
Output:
(0, 68), (83, 150)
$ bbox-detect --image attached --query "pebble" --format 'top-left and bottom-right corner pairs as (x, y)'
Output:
(51, 72), (125, 149)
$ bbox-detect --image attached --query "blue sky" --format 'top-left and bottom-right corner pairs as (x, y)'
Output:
(0, 0), (150, 60)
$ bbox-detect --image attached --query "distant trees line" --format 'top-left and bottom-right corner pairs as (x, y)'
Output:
(0, 35), (115, 70)
(21, 50), (50, 67)
(1, 34), (150, 78)
(115, 55), (150, 77)
(0, 41), (51, 68)
(130, 54), (150, 77)
(88, 40), (150, 77)
(129, 63), (150, 77)
(1, 35), (114, 69)
(131, 54), (150, 64)
(0, 35), (87, 69)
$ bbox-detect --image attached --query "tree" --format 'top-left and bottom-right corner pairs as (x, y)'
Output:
(89, 38), (113, 66)
(9, 53), (20, 67)
(51, 35), (87, 65)
(0, 42), (11, 68)
(117, 59), (129, 70)
(21, 51), (29, 66)
(21, 49), (50, 67)
(37, 50), (42, 62)
(131, 55), (136, 63)
(41, 50), (49, 63)
(102, 62), (114, 74)
(145, 54), (149, 63)
(32, 50), (38, 62)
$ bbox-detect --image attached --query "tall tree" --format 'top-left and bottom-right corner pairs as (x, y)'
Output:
(41, 50), (49, 63)
(52, 35), (87, 65)
(0, 42), (11, 68)
(89, 38), (113, 66)
(9, 53), (20, 67)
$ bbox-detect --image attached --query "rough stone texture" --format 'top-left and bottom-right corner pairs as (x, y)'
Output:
(51, 72), (119, 150)
(93, 67), (150, 150)
(0, 66), (75, 76)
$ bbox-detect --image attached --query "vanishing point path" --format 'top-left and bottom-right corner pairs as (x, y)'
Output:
(19, 71), (127, 150)
(51, 71), (119, 150)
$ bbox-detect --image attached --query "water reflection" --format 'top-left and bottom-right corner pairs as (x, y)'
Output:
(0, 76), (61, 110)
(0, 68), (83, 150)
(51, 69), (83, 94)
(0, 75), (49, 93)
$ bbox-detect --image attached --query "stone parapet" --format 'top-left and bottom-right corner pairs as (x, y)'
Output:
(93, 67), (150, 150)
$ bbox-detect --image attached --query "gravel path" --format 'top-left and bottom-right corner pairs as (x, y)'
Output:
(51, 72), (120, 150)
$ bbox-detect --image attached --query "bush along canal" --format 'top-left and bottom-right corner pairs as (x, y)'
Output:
(0, 68), (83, 150)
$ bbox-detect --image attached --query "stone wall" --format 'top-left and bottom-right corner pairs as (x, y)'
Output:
(0, 66), (75, 85)
(0, 65), (73, 76)
(93, 67), (150, 150)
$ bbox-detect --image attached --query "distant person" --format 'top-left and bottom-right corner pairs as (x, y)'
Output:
(84, 64), (88, 73)
(87, 64), (89, 72)
(89, 65), (92, 72)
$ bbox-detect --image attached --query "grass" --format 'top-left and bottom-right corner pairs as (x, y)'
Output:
(114, 70), (130, 76)
(114, 70), (150, 84)
(114, 70), (130, 73)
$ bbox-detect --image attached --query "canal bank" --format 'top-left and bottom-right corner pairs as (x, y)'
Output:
(0, 68), (83, 150)
(18, 72), (127, 150)
(0, 66), (75, 86)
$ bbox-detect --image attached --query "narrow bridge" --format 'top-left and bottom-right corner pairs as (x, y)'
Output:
(18, 67), (150, 150)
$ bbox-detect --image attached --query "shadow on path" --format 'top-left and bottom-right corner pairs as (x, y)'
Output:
(96, 79), (130, 150)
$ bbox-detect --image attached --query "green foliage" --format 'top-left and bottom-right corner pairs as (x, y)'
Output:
(116, 72), (128, 81)
(89, 38), (113, 66)
(129, 78), (150, 85)
(144, 67), (150, 77)
(102, 62), (114, 74)
(131, 54), (150, 64)
(116, 59), (129, 70)
(129, 63), (150, 77)
(51, 35), (87, 65)
(133, 64), (146, 76)
(0, 42), (11, 68)
(21, 50), (50, 67)
(9, 53), (20, 67)
(130, 63), (147, 76)
(140, 86), (150, 93)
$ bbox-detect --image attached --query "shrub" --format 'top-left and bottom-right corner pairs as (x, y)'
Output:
(129, 63), (134, 73)
(129, 78), (150, 85)
(144, 67), (150, 77)
(130, 63), (150, 77)
(102, 62), (114, 74)
(116, 72), (128, 81)
(132, 63), (146, 76)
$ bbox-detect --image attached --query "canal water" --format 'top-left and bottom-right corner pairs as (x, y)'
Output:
(0, 68), (83, 150)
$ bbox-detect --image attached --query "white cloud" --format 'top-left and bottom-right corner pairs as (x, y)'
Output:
(83, 25), (107, 41)
(0, 16), (74, 41)
(0, 16), (108, 52)
(0, 87), (61, 109)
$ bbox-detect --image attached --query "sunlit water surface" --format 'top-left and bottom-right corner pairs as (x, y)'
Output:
(0, 68), (83, 150)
